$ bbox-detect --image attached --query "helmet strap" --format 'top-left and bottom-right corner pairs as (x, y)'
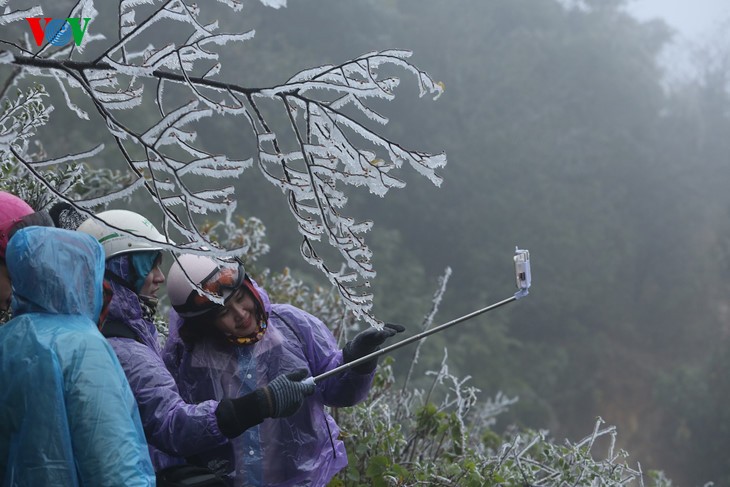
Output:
(98, 280), (113, 329)
(241, 277), (267, 324)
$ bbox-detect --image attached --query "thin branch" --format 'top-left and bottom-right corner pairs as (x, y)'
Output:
(93, 0), (176, 64)
(9, 55), (262, 96)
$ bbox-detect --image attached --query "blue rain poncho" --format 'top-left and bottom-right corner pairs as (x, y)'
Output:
(0, 227), (155, 486)
(164, 279), (375, 487)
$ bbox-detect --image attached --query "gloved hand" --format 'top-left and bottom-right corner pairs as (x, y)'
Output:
(215, 369), (315, 438)
(263, 369), (316, 418)
(342, 323), (406, 374)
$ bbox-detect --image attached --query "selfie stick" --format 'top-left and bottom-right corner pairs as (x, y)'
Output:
(306, 248), (531, 385)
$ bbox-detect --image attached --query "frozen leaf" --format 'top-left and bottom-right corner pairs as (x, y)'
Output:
(258, 0), (286, 8)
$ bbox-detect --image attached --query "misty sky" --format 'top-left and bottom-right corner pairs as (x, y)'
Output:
(626, 0), (730, 40)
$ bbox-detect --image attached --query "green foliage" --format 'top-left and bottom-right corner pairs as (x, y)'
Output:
(1, 160), (80, 210)
(0, 85), (49, 152)
(654, 342), (730, 485)
(1, 159), (139, 212)
(0, 86), (137, 211)
(330, 357), (670, 487)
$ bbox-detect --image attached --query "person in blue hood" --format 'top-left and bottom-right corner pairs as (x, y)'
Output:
(0, 226), (155, 486)
(77, 210), (314, 484)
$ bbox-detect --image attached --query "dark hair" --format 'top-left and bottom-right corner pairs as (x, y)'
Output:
(178, 310), (221, 345)
(8, 211), (54, 240)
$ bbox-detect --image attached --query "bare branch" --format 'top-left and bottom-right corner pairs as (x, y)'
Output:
(0, 1), (446, 325)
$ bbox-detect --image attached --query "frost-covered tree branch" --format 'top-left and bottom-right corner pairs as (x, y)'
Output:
(0, 0), (446, 326)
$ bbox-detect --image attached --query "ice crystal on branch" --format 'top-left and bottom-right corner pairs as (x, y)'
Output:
(0, 0), (446, 326)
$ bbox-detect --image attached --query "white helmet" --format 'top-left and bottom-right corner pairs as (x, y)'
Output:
(168, 254), (244, 318)
(77, 209), (168, 259)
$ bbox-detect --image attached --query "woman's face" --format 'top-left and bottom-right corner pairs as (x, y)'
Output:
(139, 254), (165, 298)
(213, 287), (259, 338)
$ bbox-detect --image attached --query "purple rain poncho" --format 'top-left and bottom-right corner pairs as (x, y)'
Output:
(0, 227), (154, 486)
(163, 279), (374, 487)
(103, 254), (229, 470)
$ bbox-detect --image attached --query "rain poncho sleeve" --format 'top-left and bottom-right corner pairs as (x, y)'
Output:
(0, 227), (154, 487)
(108, 336), (229, 458)
(271, 304), (374, 407)
(102, 254), (229, 469)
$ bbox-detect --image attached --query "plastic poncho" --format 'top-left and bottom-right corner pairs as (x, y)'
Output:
(0, 227), (155, 487)
(163, 279), (375, 487)
(103, 254), (229, 471)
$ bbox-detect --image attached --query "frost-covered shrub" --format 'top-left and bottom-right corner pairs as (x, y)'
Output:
(331, 355), (672, 487)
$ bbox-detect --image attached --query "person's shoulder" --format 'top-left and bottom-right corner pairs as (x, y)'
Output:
(271, 302), (300, 315)
(270, 303), (320, 325)
(0, 315), (50, 355)
(45, 320), (123, 370)
(40, 315), (104, 345)
(107, 332), (159, 365)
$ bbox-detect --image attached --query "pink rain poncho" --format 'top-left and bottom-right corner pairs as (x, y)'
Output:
(163, 279), (374, 487)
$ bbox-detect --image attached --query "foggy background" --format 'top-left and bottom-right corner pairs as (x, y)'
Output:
(4, 0), (730, 484)
(208, 3), (730, 483)
(628, 0), (729, 40)
(209, 2), (730, 484)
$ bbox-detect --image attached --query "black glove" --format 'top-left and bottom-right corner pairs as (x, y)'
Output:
(215, 369), (315, 438)
(342, 323), (405, 374)
(264, 369), (316, 418)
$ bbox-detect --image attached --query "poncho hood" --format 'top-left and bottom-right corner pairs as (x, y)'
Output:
(8, 226), (105, 322)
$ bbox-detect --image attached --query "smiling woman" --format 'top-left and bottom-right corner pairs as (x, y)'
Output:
(167, 257), (270, 346)
(162, 253), (404, 486)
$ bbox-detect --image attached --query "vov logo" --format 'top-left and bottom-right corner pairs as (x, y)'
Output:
(25, 18), (91, 47)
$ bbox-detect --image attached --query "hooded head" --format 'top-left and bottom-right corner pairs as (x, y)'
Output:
(7, 226), (106, 322)
(0, 191), (34, 260)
